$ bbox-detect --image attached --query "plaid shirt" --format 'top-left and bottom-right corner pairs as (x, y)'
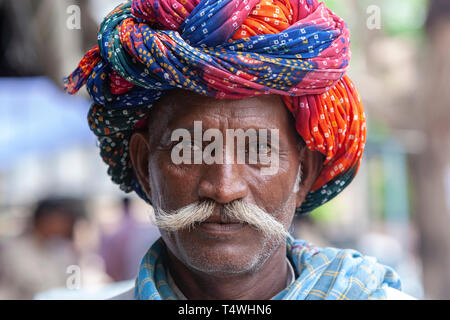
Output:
(135, 236), (401, 300)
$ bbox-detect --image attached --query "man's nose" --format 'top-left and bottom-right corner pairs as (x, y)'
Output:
(197, 164), (249, 204)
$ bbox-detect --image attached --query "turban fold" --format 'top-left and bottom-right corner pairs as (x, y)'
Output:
(64, 0), (366, 214)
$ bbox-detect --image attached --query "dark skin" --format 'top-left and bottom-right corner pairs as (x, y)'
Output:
(129, 89), (324, 300)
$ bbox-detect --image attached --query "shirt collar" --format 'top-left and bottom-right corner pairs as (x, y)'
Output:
(166, 257), (296, 300)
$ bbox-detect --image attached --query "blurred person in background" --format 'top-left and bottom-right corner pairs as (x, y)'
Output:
(100, 197), (160, 282)
(0, 197), (86, 299)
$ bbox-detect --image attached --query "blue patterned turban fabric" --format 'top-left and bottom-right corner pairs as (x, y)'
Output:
(65, 0), (366, 214)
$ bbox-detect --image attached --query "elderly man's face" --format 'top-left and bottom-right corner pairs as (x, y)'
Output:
(130, 90), (322, 276)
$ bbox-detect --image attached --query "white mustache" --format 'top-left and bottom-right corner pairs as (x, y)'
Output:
(152, 164), (302, 241)
(153, 200), (288, 241)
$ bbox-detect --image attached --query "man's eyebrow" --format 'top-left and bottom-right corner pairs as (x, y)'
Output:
(158, 126), (198, 145)
(159, 125), (285, 141)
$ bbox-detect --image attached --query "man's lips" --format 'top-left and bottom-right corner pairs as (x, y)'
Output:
(196, 214), (248, 235)
(203, 213), (241, 224)
(197, 221), (248, 235)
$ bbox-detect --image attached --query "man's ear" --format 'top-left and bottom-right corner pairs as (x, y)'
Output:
(295, 147), (324, 208)
(129, 131), (152, 201)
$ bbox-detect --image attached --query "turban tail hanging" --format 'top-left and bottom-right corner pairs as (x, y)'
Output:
(64, 0), (366, 214)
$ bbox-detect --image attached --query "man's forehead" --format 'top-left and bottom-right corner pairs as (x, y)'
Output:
(150, 89), (291, 129)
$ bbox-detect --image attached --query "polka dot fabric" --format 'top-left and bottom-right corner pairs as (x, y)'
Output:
(64, 0), (366, 214)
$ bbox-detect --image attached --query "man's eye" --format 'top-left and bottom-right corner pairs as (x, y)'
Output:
(170, 140), (201, 151)
(258, 144), (271, 154)
(183, 140), (201, 151)
(246, 144), (271, 154)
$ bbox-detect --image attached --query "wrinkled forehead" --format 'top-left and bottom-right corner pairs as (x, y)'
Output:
(147, 89), (297, 134)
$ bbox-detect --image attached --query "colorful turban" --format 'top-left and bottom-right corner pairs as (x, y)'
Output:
(64, 0), (366, 214)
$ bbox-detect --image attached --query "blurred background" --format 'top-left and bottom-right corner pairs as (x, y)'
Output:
(0, 0), (449, 299)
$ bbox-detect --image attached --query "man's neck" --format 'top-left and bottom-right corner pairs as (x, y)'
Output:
(164, 244), (288, 300)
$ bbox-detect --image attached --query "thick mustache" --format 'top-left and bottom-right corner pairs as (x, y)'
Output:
(153, 200), (288, 240)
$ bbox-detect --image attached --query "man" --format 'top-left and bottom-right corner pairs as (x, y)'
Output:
(65, 0), (413, 299)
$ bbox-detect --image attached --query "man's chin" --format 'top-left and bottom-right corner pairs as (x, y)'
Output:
(163, 228), (284, 277)
(183, 249), (267, 277)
